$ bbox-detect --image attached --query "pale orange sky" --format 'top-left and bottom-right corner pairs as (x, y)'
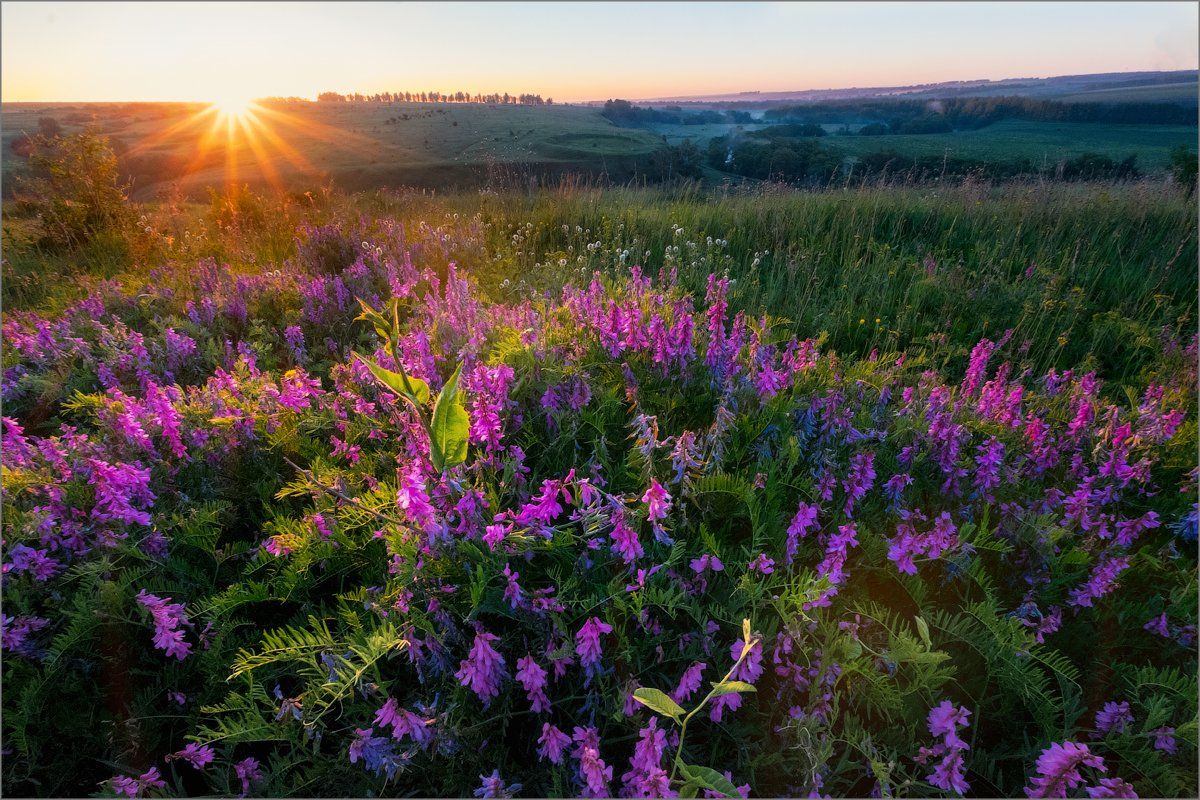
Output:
(2, 2), (1197, 103)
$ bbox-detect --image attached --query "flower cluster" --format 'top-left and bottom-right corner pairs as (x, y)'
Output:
(916, 701), (972, 795)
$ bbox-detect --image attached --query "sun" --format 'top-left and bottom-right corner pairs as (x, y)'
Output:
(211, 93), (256, 120)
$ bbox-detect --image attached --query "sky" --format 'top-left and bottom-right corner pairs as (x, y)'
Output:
(2, 2), (1197, 103)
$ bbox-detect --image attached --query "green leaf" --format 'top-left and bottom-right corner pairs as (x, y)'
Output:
(678, 781), (700, 798)
(708, 680), (757, 698)
(429, 363), (469, 472)
(914, 615), (932, 649)
(844, 637), (863, 660)
(679, 764), (741, 798)
(354, 352), (430, 405)
(632, 687), (685, 721)
(355, 299), (393, 344)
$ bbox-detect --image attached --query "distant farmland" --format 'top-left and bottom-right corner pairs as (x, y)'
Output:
(2, 97), (1196, 196)
(816, 119), (1198, 170)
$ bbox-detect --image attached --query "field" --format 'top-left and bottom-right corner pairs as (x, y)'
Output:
(3, 101), (1195, 199)
(1058, 82), (1200, 106)
(1, 102), (665, 196)
(812, 119), (1199, 171)
(2, 162), (1198, 799)
(649, 118), (1197, 173)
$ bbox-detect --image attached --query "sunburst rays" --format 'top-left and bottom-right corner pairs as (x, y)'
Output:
(132, 99), (368, 194)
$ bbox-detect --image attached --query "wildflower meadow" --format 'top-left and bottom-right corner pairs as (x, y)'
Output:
(2, 180), (1197, 799)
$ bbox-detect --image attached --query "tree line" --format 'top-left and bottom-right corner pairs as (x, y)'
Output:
(764, 95), (1197, 133)
(601, 99), (753, 127)
(314, 91), (553, 105)
(703, 133), (1186, 185)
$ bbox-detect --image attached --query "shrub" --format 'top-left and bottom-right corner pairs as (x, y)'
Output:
(16, 128), (129, 249)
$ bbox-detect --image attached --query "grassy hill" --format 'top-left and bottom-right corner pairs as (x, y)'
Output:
(1, 101), (665, 197)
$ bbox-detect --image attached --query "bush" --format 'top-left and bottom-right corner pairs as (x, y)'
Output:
(16, 128), (128, 249)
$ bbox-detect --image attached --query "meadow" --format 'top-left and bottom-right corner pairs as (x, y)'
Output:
(1, 127), (1198, 799)
(0, 102), (665, 196)
(3, 98), (1195, 197)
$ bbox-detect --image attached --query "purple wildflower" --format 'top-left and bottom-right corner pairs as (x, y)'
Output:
(572, 726), (613, 798)
(456, 631), (506, 705)
(515, 654), (551, 713)
(672, 661), (707, 704)
(1095, 701), (1133, 736)
(689, 554), (724, 574)
(111, 767), (166, 798)
(234, 756), (263, 797)
(575, 617), (613, 684)
(502, 563), (523, 609)
(538, 722), (571, 765)
(1068, 557), (1130, 608)
(620, 717), (672, 797)
(611, 517), (644, 564)
(842, 451), (876, 517)
(170, 742), (216, 770)
(748, 553), (775, 575)
(475, 769), (521, 798)
(374, 697), (434, 746)
(785, 502), (819, 565)
(1152, 726), (1176, 755)
(1024, 741), (1105, 798)
(136, 590), (192, 660)
(349, 727), (400, 777)
(1085, 778), (1138, 798)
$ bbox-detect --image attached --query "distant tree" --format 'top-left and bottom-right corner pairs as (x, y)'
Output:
(649, 140), (703, 181)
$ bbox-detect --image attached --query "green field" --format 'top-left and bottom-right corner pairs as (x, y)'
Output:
(2, 101), (1196, 198)
(1, 102), (664, 197)
(1058, 81), (1199, 105)
(650, 118), (1197, 171)
(826, 119), (1198, 170)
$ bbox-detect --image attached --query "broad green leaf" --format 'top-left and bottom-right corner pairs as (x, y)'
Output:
(679, 764), (741, 798)
(708, 680), (757, 698)
(355, 299), (393, 344)
(632, 687), (685, 721)
(429, 363), (469, 472)
(914, 616), (932, 649)
(678, 781), (700, 798)
(353, 352), (430, 405)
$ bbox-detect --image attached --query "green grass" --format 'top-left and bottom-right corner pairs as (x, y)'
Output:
(825, 119), (1198, 170)
(0, 102), (664, 197)
(6, 179), (1195, 386)
(456, 181), (1196, 382)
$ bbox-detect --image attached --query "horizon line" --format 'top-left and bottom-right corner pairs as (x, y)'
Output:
(4, 67), (1197, 106)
